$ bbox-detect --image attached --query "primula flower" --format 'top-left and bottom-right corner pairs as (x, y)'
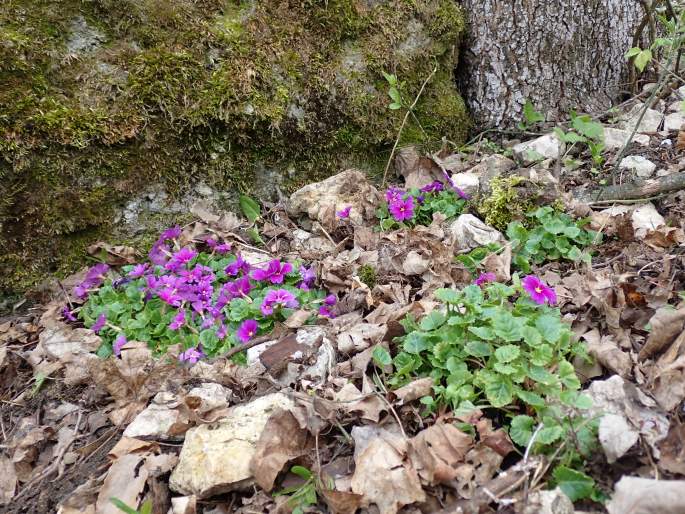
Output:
(385, 187), (404, 203)
(420, 181), (444, 193)
(319, 305), (335, 318)
(73, 263), (110, 298)
(216, 323), (228, 340)
(237, 319), (259, 343)
(389, 196), (414, 222)
(92, 313), (106, 334)
(324, 294), (337, 306)
(336, 206), (352, 219)
(113, 334), (127, 357)
(226, 254), (251, 276)
(178, 347), (204, 364)
(521, 275), (557, 305)
(149, 241), (170, 266)
(165, 247), (198, 272)
(160, 225), (181, 241)
(62, 306), (77, 322)
(298, 265), (316, 291)
(221, 276), (253, 302)
(261, 289), (299, 315)
(128, 263), (149, 278)
(416, 195), (425, 204)
(169, 309), (186, 330)
(251, 259), (293, 284)
(216, 243), (232, 254)
(205, 237), (217, 248)
(474, 272), (497, 286)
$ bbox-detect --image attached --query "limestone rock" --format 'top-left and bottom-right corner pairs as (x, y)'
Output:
(450, 172), (480, 196)
(448, 214), (504, 253)
(619, 103), (663, 133)
(603, 127), (650, 151)
(468, 154), (516, 192)
(512, 134), (564, 164)
(287, 169), (381, 229)
(664, 111), (685, 132)
(169, 393), (294, 497)
(123, 392), (181, 440)
(619, 155), (656, 178)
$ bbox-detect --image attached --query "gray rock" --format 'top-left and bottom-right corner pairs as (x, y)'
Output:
(450, 172), (480, 196)
(512, 134), (564, 164)
(469, 154), (516, 192)
(169, 393), (294, 497)
(603, 127), (650, 151)
(619, 103), (663, 133)
(123, 392), (181, 439)
(66, 16), (106, 54)
(664, 111), (685, 132)
(523, 487), (574, 514)
(619, 155), (657, 178)
(448, 214), (504, 253)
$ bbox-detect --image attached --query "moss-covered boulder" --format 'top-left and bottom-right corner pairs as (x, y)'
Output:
(0, 0), (469, 295)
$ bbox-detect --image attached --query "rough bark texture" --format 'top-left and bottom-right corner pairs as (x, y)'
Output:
(458, 0), (644, 129)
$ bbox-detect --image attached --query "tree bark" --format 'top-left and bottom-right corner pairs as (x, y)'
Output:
(574, 172), (685, 204)
(457, 0), (644, 129)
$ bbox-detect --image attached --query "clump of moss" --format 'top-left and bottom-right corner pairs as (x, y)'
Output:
(357, 264), (377, 289)
(478, 176), (533, 231)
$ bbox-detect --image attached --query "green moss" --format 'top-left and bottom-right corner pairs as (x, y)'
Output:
(478, 176), (532, 231)
(357, 264), (377, 289)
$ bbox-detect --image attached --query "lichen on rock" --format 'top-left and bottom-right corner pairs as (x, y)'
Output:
(0, 0), (469, 295)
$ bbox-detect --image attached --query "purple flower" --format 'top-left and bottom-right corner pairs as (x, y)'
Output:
(226, 254), (251, 276)
(299, 265), (316, 290)
(216, 243), (231, 254)
(261, 289), (299, 316)
(128, 263), (149, 278)
(416, 195), (425, 204)
(160, 225), (181, 241)
(73, 284), (88, 299)
(237, 319), (259, 343)
(73, 263), (110, 298)
(221, 276), (253, 302)
(178, 347), (204, 364)
(169, 309), (186, 330)
(149, 242), (170, 266)
(165, 247), (198, 272)
(324, 294), (337, 306)
(92, 313), (106, 334)
(205, 237), (218, 248)
(455, 187), (470, 200)
(521, 275), (557, 305)
(251, 259), (293, 284)
(474, 272), (497, 286)
(62, 306), (77, 322)
(420, 181), (444, 193)
(319, 305), (335, 318)
(388, 196), (414, 222)
(216, 323), (228, 340)
(113, 334), (127, 357)
(336, 206), (352, 219)
(385, 187), (404, 203)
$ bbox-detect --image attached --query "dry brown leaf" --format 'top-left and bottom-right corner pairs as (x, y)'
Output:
(391, 377), (434, 405)
(607, 476), (685, 514)
(476, 418), (515, 457)
(583, 329), (633, 377)
(658, 421), (685, 475)
(332, 380), (386, 422)
(95, 453), (148, 514)
(677, 130), (685, 151)
(350, 436), (425, 514)
(109, 437), (160, 460)
(336, 323), (386, 354)
(86, 242), (138, 265)
(482, 245), (511, 282)
(252, 409), (313, 491)
(408, 422), (473, 484)
(0, 455), (17, 505)
(320, 489), (364, 514)
(639, 305), (685, 360)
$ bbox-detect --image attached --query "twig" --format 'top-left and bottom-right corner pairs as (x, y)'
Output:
(381, 64), (437, 187)
(222, 333), (279, 359)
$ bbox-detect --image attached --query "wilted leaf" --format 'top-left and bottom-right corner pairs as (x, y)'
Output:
(408, 422), (473, 484)
(639, 305), (685, 360)
(86, 243), (138, 265)
(583, 329), (632, 377)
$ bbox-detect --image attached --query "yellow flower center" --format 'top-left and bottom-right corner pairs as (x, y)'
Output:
(249, 331), (254, 336)
(535, 287), (542, 293)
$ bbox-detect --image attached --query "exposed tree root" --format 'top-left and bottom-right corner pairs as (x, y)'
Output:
(574, 172), (685, 205)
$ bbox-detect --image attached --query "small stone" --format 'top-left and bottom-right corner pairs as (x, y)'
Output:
(667, 101), (682, 113)
(657, 168), (674, 177)
(448, 214), (504, 253)
(169, 393), (294, 497)
(523, 487), (574, 514)
(469, 154), (516, 192)
(603, 127), (650, 151)
(123, 392), (181, 439)
(619, 155), (656, 178)
(450, 172), (479, 196)
(512, 134), (564, 164)
(664, 111), (685, 132)
(619, 103), (663, 133)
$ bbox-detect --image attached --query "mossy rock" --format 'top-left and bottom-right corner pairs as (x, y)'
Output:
(0, 0), (470, 296)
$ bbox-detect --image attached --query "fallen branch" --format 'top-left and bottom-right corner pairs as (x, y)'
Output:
(574, 172), (685, 205)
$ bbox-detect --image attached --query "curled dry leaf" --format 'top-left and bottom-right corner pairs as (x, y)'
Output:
(332, 378), (386, 422)
(658, 421), (685, 475)
(320, 489), (364, 514)
(408, 422), (474, 484)
(252, 408), (313, 492)
(0, 455), (17, 505)
(639, 304), (685, 360)
(86, 242), (138, 265)
(582, 329), (633, 377)
(336, 323), (386, 354)
(350, 436), (425, 514)
(391, 377), (434, 405)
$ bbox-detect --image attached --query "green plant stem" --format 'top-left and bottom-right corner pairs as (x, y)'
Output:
(381, 64), (437, 187)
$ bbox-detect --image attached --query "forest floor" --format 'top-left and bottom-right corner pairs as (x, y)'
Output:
(1, 89), (685, 514)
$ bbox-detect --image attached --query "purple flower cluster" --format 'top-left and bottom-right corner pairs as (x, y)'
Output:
(260, 289), (299, 315)
(73, 263), (110, 299)
(385, 187), (415, 222)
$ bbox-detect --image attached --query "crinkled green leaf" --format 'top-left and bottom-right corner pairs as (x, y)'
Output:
(495, 344), (520, 363)
(509, 415), (535, 446)
(553, 466), (596, 502)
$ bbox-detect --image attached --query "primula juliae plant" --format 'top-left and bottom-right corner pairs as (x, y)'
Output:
(378, 180), (467, 230)
(68, 227), (334, 363)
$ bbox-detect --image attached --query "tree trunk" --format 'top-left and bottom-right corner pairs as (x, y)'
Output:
(457, 0), (644, 129)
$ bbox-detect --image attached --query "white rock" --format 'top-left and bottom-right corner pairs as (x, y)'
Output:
(169, 393), (294, 497)
(664, 111), (685, 132)
(123, 392), (181, 439)
(448, 214), (504, 253)
(513, 134), (564, 164)
(619, 103), (664, 133)
(631, 203), (666, 239)
(619, 155), (656, 178)
(186, 383), (231, 414)
(667, 100), (682, 113)
(599, 413), (638, 463)
(523, 487), (574, 514)
(450, 172), (480, 196)
(603, 127), (650, 151)
(607, 477), (685, 514)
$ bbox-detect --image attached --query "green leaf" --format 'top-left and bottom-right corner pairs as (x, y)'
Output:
(527, 365), (556, 385)
(468, 326), (495, 341)
(420, 311), (446, 331)
(537, 425), (564, 444)
(247, 227), (265, 245)
(509, 415), (535, 446)
(388, 102), (402, 110)
(493, 362), (518, 375)
(625, 46), (642, 58)
(530, 344), (553, 366)
(563, 226), (581, 238)
(566, 246), (582, 261)
(110, 498), (140, 514)
(404, 332), (430, 354)
(553, 466), (596, 502)
(535, 314), (563, 343)
(492, 311), (523, 342)
(464, 340), (492, 357)
(634, 49), (652, 72)
(291, 465), (313, 480)
(516, 389), (545, 407)
(521, 326), (543, 346)
(495, 344), (520, 363)
(558, 360), (581, 390)
(382, 71), (397, 85)
(372, 346), (392, 367)
(484, 378), (514, 407)
(239, 195), (261, 223)
(543, 218), (566, 235)
(435, 288), (460, 303)
(388, 87), (401, 103)
(523, 99), (544, 124)
(140, 501), (153, 514)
